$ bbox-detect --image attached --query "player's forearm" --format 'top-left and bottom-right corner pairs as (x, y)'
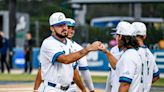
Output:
(73, 69), (87, 92)
(34, 68), (42, 90)
(80, 70), (95, 91)
(119, 83), (130, 92)
(58, 47), (90, 64)
(57, 41), (101, 64)
(105, 50), (117, 70)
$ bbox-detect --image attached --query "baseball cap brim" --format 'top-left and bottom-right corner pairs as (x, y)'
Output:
(51, 21), (67, 26)
(65, 18), (75, 26)
(67, 22), (75, 26)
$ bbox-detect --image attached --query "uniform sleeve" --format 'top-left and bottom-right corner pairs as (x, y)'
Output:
(80, 70), (94, 91)
(42, 41), (65, 65)
(119, 57), (135, 84)
(78, 56), (89, 70)
(147, 49), (160, 78)
(153, 61), (160, 78)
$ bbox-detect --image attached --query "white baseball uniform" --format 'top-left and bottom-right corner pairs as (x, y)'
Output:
(105, 45), (123, 92)
(71, 41), (94, 91)
(39, 36), (76, 92)
(138, 46), (160, 92)
(112, 49), (142, 92)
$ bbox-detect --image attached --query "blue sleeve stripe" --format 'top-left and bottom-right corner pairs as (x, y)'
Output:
(153, 71), (160, 78)
(52, 51), (65, 64)
(79, 66), (89, 70)
(119, 76), (132, 84)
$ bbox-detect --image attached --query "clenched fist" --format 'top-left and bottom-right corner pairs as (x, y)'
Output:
(98, 43), (109, 53)
(86, 41), (102, 51)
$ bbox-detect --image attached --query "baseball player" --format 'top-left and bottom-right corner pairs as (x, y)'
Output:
(66, 18), (95, 92)
(132, 22), (160, 92)
(105, 46), (124, 92)
(100, 21), (142, 92)
(34, 25), (87, 92)
(38, 12), (101, 92)
(34, 18), (94, 92)
(105, 32), (124, 92)
(34, 18), (89, 92)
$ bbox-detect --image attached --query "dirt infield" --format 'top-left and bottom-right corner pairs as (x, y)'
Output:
(0, 82), (164, 92)
(0, 83), (104, 92)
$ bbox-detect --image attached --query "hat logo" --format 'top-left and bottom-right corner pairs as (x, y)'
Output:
(58, 15), (63, 21)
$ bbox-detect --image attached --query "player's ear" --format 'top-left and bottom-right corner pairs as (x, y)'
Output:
(50, 26), (54, 32)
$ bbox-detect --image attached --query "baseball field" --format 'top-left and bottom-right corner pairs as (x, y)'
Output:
(0, 73), (164, 92)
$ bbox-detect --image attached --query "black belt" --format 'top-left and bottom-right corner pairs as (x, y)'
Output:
(42, 80), (74, 85)
(48, 82), (70, 91)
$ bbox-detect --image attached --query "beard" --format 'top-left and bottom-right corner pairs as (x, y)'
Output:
(56, 31), (67, 38)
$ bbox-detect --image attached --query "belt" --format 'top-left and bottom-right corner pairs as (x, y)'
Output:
(47, 82), (71, 91)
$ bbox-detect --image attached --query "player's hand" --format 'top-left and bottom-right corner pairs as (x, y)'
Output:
(87, 41), (102, 51)
(98, 44), (109, 53)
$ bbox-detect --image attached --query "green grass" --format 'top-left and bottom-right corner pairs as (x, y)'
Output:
(0, 74), (163, 87)
(152, 78), (164, 87)
(92, 75), (164, 87)
(92, 75), (107, 83)
(0, 73), (36, 82)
